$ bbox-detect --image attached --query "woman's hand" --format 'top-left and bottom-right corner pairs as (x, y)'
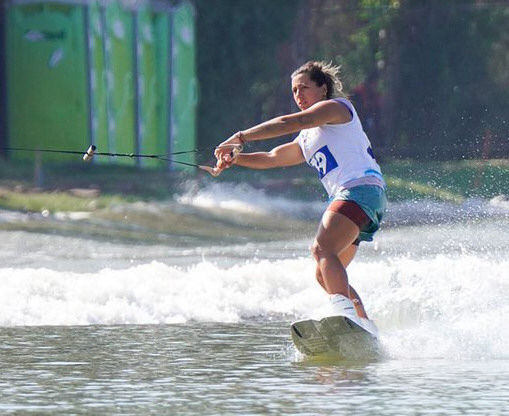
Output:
(215, 153), (236, 170)
(215, 137), (244, 173)
(214, 131), (244, 163)
(199, 152), (237, 177)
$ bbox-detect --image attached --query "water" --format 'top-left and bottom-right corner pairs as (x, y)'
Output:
(2, 325), (509, 415)
(1, 181), (508, 414)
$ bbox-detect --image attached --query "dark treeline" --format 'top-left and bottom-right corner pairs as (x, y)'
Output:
(193, 0), (509, 160)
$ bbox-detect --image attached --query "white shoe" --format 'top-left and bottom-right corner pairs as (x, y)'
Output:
(359, 318), (379, 336)
(329, 294), (362, 326)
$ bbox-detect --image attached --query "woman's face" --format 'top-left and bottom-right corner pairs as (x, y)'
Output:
(291, 73), (327, 111)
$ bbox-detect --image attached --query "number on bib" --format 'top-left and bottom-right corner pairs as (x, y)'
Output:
(309, 145), (338, 179)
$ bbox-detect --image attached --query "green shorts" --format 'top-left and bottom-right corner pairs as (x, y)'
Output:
(332, 185), (387, 242)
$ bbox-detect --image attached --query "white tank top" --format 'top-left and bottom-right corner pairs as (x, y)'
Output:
(295, 98), (384, 198)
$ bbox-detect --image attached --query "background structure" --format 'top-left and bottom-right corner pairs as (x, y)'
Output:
(3, 0), (197, 169)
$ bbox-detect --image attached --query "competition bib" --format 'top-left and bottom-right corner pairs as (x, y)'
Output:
(309, 145), (338, 179)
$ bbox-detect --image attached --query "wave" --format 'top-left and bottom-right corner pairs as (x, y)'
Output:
(1, 181), (508, 241)
(1, 180), (508, 360)
(1, 253), (508, 360)
(182, 181), (509, 224)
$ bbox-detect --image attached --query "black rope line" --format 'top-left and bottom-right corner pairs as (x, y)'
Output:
(0, 142), (245, 172)
(0, 145), (219, 158)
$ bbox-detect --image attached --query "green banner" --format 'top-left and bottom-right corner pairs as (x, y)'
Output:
(170, 1), (197, 171)
(136, 7), (170, 168)
(6, 1), (196, 169)
(154, 12), (171, 168)
(7, 3), (89, 162)
(87, 0), (108, 162)
(104, 0), (135, 165)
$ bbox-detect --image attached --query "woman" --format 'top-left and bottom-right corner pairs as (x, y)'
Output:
(214, 61), (387, 334)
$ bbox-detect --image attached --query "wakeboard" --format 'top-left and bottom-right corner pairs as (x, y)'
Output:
(290, 315), (381, 359)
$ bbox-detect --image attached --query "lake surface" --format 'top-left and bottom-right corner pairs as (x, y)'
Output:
(1, 181), (508, 414)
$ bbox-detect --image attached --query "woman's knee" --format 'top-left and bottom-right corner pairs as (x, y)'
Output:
(311, 240), (335, 261)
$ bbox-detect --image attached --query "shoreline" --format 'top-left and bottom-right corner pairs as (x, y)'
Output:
(0, 158), (508, 214)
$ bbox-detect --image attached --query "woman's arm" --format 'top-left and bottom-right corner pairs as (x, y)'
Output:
(242, 99), (349, 142)
(216, 99), (350, 157)
(213, 99), (350, 173)
(233, 141), (305, 170)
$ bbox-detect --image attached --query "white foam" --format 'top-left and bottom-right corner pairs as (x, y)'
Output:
(0, 259), (317, 326)
(489, 194), (509, 210)
(353, 255), (509, 360)
(174, 181), (509, 224)
(176, 181), (325, 219)
(1, 253), (508, 360)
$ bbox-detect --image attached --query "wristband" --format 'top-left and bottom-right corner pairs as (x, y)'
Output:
(237, 131), (247, 145)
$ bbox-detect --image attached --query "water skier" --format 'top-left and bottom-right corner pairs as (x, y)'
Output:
(214, 61), (387, 333)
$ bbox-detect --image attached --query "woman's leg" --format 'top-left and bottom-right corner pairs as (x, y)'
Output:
(348, 285), (368, 319)
(315, 243), (369, 318)
(315, 243), (356, 290)
(338, 244), (368, 318)
(315, 265), (327, 291)
(312, 210), (359, 296)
